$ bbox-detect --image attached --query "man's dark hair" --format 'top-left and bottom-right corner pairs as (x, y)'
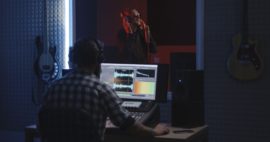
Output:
(69, 38), (104, 68)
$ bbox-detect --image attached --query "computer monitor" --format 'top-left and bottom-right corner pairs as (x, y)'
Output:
(155, 64), (169, 103)
(100, 63), (158, 101)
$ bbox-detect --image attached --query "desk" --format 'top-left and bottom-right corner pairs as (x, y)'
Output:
(25, 124), (208, 142)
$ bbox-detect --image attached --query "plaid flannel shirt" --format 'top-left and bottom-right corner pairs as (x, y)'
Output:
(41, 70), (134, 140)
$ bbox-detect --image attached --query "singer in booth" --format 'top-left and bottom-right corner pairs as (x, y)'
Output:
(117, 8), (157, 64)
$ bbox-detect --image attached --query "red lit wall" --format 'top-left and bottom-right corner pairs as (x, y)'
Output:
(97, 0), (195, 64)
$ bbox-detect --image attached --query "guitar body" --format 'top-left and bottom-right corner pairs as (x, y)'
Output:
(49, 45), (59, 80)
(38, 50), (56, 81)
(34, 36), (59, 83)
(39, 53), (54, 71)
(227, 34), (263, 80)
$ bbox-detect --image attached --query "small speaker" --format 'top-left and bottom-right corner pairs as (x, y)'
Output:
(170, 52), (196, 92)
(171, 70), (204, 128)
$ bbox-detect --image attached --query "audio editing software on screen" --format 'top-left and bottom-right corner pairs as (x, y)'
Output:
(100, 63), (158, 101)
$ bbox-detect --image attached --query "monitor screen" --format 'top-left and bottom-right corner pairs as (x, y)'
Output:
(100, 63), (158, 101)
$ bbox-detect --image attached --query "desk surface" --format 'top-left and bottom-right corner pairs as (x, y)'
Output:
(156, 125), (207, 140)
(25, 124), (208, 142)
(105, 125), (208, 142)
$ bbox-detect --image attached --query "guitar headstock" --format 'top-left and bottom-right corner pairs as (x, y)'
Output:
(35, 36), (42, 48)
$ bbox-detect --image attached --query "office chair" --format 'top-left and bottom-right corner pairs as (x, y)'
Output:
(38, 107), (100, 142)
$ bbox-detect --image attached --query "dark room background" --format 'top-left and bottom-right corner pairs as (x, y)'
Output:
(1, 0), (270, 142)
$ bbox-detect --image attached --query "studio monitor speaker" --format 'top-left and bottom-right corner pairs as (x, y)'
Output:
(171, 70), (204, 128)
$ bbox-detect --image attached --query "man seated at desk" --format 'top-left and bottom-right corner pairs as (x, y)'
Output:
(39, 38), (169, 142)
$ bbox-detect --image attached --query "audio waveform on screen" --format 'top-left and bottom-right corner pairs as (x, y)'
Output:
(115, 69), (134, 76)
(114, 77), (133, 85)
(136, 69), (155, 77)
(113, 69), (134, 93)
(114, 72), (134, 77)
(113, 84), (133, 92)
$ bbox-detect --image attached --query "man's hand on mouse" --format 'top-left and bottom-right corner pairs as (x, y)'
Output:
(153, 123), (170, 136)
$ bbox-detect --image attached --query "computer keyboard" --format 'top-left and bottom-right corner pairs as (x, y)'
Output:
(106, 103), (159, 128)
(129, 111), (145, 121)
(123, 101), (154, 112)
(106, 111), (145, 128)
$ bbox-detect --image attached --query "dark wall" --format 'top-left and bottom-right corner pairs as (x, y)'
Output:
(75, 0), (97, 39)
(204, 0), (270, 142)
(148, 0), (196, 45)
(0, 0), (41, 130)
(0, 0), (91, 131)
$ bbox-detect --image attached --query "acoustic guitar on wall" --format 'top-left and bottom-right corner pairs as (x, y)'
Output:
(227, 0), (263, 80)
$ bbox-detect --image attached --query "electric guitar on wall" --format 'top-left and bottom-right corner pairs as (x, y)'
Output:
(227, 0), (263, 80)
(34, 36), (59, 83)
(34, 0), (59, 83)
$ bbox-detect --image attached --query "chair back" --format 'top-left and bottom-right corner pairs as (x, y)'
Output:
(38, 107), (100, 142)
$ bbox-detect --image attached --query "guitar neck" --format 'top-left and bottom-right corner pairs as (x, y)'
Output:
(241, 0), (249, 43)
(44, 0), (49, 54)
